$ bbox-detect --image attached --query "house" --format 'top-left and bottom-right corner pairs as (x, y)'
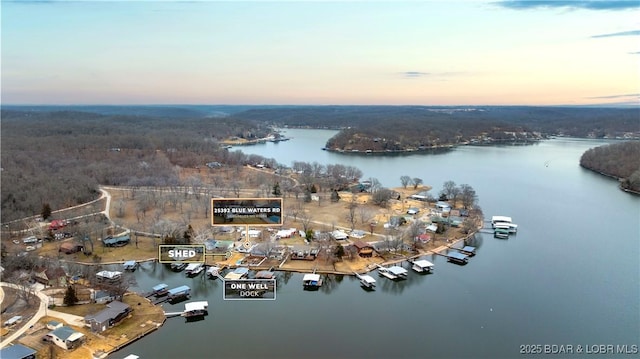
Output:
(85, 300), (132, 333)
(59, 242), (83, 254)
(331, 230), (349, 240)
(0, 344), (37, 359)
(48, 326), (85, 350)
(48, 219), (67, 230)
(96, 270), (122, 282)
(93, 290), (116, 304)
(33, 267), (67, 287)
(102, 234), (130, 247)
(352, 241), (375, 257)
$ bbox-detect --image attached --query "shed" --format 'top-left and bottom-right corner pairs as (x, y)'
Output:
(46, 320), (63, 330)
(0, 344), (37, 359)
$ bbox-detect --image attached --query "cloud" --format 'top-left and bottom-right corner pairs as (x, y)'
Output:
(629, 51), (640, 54)
(495, 1), (640, 10)
(398, 71), (468, 79)
(401, 71), (430, 78)
(586, 93), (640, 99)
(591, 30), (640, 38)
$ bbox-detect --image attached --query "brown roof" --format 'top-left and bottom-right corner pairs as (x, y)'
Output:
(353, 241), (373, 249)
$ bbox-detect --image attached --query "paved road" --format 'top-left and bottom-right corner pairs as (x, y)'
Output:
(0, 282), (48, 349)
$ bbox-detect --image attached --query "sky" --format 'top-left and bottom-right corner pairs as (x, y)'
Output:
(1, 0), (639, 106)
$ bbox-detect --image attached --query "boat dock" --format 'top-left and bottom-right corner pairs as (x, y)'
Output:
(354, 272), (376, 289)
(434, 251), (469, 265)
(449, 245), (476, 257)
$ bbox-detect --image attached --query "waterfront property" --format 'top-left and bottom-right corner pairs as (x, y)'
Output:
(410, 259), (435, 273)
(302, 274), (323, 289)
(85, 300), (132, 333)
(353, 241), (375, 257)
(378, 265), (409, 280)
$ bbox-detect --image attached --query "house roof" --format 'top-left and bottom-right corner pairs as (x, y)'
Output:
(0, 344), (37, 359)
(353, 241), (373, 249)
(51, 326), (83, 341)
(85, 301), (130, 323)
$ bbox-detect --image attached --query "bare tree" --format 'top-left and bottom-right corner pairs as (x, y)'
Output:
(346, 197), (358, 231)
(400, 175), (412, 188)
(459, 184), (478, 209)
(412, 177), (423, 189)
(358, 206), (376, 228)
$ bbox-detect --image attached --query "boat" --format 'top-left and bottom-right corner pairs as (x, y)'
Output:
(170, 262), (188, 272)
(410, 259), (434, 273)
(358, 274), (377, 289)
(302, 274), (323, 290)
(378, 265), (408, 280)
(185, 263), (204, 277)
(494, 228), (510, 239)
(491, 215), (512, 228)
(206, 266), (221, 279)
(446, 251), (469, 265)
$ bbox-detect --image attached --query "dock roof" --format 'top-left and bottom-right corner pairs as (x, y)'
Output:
(303, 274), (320, 281)
(152, 283), (168, 291)
(184, 301), (208, 312)
(413, 259), (434, 268)
(168, 285), (190, 295)
(461, 246), (476, 253)
(388, 266), (408, 275)
(447, 251), (468, 260)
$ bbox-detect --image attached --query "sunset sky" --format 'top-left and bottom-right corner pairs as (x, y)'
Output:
(2, 0), (639, 106)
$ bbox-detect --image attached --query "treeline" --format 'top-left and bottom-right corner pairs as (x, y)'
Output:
(0, 110), (275, 222)
(580, 141), (640, 193)
(228, 106), (639, 150)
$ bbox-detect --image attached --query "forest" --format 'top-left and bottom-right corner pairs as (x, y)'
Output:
(0, 109), (275, 222)
(1, 105), (638, 222)
(227, 106), (639, 151)
(580, 141), (640, 193)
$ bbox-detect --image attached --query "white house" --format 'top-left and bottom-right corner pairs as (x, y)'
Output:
(48, 326), (85, 350)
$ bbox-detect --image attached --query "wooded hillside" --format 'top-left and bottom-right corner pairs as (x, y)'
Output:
(580, 141), (640, 193)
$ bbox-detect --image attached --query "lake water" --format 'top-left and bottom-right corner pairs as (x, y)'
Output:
(117, 129), (639, 359)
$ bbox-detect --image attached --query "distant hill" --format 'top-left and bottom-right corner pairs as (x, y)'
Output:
(228, 105), (640, 151)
